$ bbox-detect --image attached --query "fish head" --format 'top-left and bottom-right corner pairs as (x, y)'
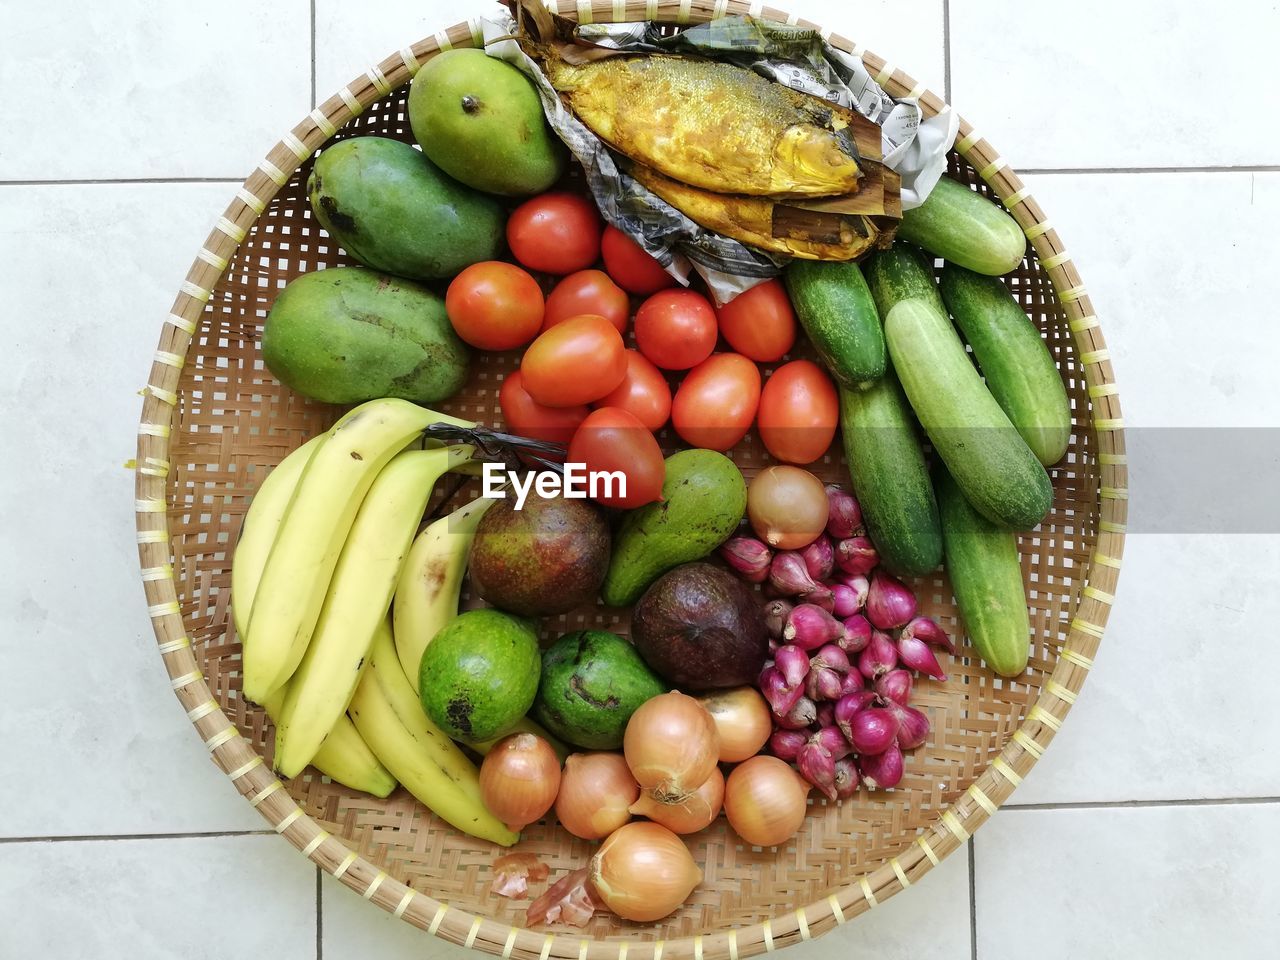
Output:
(771, 125), (863, 196)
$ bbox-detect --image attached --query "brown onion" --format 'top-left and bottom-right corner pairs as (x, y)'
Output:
(479, 733), (561, 832)
(747, 466), (829, 550)
(623, 691), (719, 803)
(697, 687), (772, 763)
(724, 755), (812, 847)
(554, 752), (639, 840)
(591, 821), (703, 922)
(630, 766), (724, 834)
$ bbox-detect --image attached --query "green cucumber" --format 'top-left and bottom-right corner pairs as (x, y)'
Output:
(940, 265), (1072, 466)
(899, 176), (1026, 276)
(935, 467), (1030, 677)
(838, 377), (942, 577)
(885, 298), (1052, 530)
(863, 241), (946, 318)
(784, 260), (886, 388)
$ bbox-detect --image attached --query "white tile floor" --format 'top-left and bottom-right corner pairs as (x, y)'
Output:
(1, 1), (1276, 957)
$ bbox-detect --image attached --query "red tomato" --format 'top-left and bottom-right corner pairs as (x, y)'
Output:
(757, 360), (839, 465)
(567, 407), (666, 509)
(499, 370), (590, 446)
(671, 353), (762, 452)
(445, 261), (544, 351)
(634, 289), (718, 371)
(520, 314), (627, 408)
(543, 269), (630, 336)
(715, 278), (797, 362)
(507, 193), (603, 275)
(601, 225), (678, 295)
(593, 350), (672, 432)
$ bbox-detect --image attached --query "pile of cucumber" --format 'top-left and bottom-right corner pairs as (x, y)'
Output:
(785, 178), (1071, 678)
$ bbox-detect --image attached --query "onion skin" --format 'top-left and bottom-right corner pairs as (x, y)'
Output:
(720, 536), (772, 582)
(630, 766), (724, 834)
(902, 615), (955, 654)
(769, 729), (807, 761)
(479, 733), (561, 832)
(623, 691), (720, 802)
(763, 599), (793, 638)
(848, 707), (898, 756)
(800, 536), (835, 582)
(697, 687), (772, 763)
(860, 743), (905, 790)
(724, 755), (812, 847)
(866, 571), (918, 630)
(838, 613), (872, 654)
(591, 822), (703, 922)
(834, 537), (879, 576)
(748, 466), (830, 550)
(875, 669), (914, 706)
(825, 485), (863, 540)
(555, 752), (639, 840)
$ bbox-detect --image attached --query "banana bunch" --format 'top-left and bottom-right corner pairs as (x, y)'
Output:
(240, 398), (472, 703)
(231, 397), (520, 845)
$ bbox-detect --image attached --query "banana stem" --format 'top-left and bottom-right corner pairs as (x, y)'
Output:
(422, 423), (568, 474)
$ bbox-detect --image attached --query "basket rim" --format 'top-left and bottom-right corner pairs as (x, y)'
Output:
(132, 1), (1127, 956)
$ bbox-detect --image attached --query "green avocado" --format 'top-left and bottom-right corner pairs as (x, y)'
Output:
(601, 449), (748, 608)
(533, 631), (667, 750)
(262, 265), (469, 405)
(418, 609), (541, 742)
(408, 49), (566, 196)
(307, 136), (504, 282)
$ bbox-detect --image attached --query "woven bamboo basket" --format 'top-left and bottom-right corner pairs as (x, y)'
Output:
(133, 1), (1126, 954)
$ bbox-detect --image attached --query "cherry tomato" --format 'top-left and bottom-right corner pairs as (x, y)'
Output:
(671, 353), (762, 452)
(520, 314), (627, 408)
(593, 350), (672, 432)
(543, 269), (630, 336)
(507, 193), (603, 275)
(445, 261), (544, 351)
(634, 289), (718, 371)
(567, 407), (666, 509)
(499, 370), (590, 446)
(715, 278), (797, 362)
(601, 225), (678, 295)
(757, 360), (839, 465)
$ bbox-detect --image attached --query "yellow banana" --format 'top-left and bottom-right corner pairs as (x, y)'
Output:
(273, 445), (475, 778)
(349, 622), (517, 846)
(232, 434), (394, 795)
(262, 689), (394, 797)
(231, 435), (325, 641)
(392, 496), (496, 692)
(242, 398), (472, 702)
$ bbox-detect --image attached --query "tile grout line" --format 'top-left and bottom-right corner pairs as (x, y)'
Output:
(0, 829), (274, 845)
(4, 165), (1277, 190)
(1004, 795), (1280, 812)
(316, 867), (323, 960)
(942, 0), (952, 104)
(968, 839), (978, 960)
(0, 177), (246, 186)
(310, 0), (317, 110)
(1021, 164), (1280, 175)
(3, 798), (1276, 845)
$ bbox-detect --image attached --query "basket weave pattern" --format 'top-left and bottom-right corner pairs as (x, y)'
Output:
(133, 2), (1126, 955)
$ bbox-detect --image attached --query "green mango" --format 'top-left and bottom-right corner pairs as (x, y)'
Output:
(307, 136), (503, 281)
(262, 266), (469, 405)
(408, 49), (565, 197)
(601, 449), (747, 608)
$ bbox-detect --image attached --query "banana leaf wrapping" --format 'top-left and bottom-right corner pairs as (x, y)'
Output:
(483, 11), (957, 302)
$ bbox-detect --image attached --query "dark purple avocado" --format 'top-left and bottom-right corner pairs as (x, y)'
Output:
(629, 562), (769, 690)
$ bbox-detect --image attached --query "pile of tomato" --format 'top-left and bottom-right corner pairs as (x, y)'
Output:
(444, 191), (840, 508)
